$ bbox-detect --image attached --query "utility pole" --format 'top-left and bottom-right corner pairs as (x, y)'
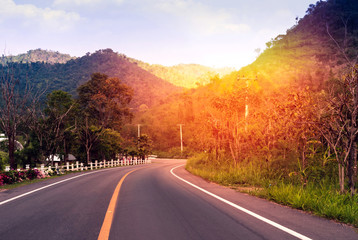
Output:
(137, 124), (141, 138)
(237, 75), (257, 132)
(177, 124), (184, 156)
(136, 124), (142, 150)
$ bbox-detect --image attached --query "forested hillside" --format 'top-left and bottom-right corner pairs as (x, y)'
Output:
(1, 49), (75, 65)
(238, 0), (358, 90)
(130, 59), (235, 88)
(139, 0), (358, 151)
(137, 0), (358, 198)
(2, 49), (234, 89)
(0, 49), (181, 109)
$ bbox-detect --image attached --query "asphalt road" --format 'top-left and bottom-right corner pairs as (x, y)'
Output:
(0, 159), (357, 240)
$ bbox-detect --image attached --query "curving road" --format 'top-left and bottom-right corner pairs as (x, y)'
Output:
(0, 159), (357, 240)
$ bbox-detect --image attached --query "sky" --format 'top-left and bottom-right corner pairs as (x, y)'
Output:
(0, 0), (315, 69)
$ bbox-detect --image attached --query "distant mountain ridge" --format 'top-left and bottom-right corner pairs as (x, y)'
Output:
(1, 49), (75, 64)
(0, 49), (181, 109)
(129, 59), (235, 88)
(2, 49), (235, 89)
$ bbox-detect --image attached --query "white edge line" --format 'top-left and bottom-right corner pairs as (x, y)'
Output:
(170, 164), (312, 240)
(0, 167), (119, 206)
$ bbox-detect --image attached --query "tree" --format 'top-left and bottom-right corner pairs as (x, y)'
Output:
(77, 72), (133, 129)
(77, 73), (133, 163)
(138, 134), (152, 160)
(95, 128), (122, 161)
(42, 90), (75, 164)
(317, 7), (358, 194)
(0, 64), (42, 169)
(317, 66), (358, 194)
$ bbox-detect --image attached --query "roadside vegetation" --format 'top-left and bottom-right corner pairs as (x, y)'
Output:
(0, 71), (152, 174)
(186, 153), (358, 227)
(0, 169), (63, 190)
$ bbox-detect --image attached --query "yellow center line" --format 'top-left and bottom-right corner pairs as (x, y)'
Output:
(98, 169), (138, 240)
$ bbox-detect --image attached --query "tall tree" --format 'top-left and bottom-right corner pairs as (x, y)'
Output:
(44, 90), (75, 163)
(77, 73), (133, 163)
(318, 65), (358, 195)
(0, 64), (42, 169)
(138, 134), (152, 160)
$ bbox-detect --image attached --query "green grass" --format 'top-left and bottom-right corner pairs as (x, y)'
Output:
(185, 153), (275, 187)
(186, 154), (358, 228)
(257, 183), (358, 226)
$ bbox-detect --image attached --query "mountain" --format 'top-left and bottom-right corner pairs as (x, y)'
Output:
(236, 0), (358, 91)
(130, 59), (235, 88)
(1, 49), (75, 65)
(133, 0), (358, 152)
(0, 49), (181, 109)
(2, 49), (235, 89)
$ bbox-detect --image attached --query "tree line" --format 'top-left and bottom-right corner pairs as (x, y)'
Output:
(0, 70), (152, 170)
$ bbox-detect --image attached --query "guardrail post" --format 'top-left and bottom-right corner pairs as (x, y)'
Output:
(76, 161), (79, 171)
(104, 160), (106, 168)
(26, 164), (30, 170)
(90, 162), (93, 170)
(80, 163), (83, 171)
(66, 162), (69, 171)
(71, 163), (74, 171)
(41, 164), (45, 172)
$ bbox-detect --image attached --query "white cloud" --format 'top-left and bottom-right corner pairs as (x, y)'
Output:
(154, 0), (250, 35)
(0, 0), (81, 31)
(54, 0), (102, 5)
(53, 0), (125, 9)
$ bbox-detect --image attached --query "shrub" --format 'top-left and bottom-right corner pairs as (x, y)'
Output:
(0, 168), (49, 186)
(26, 169), (41, 180)
(0, 151), (8, 171)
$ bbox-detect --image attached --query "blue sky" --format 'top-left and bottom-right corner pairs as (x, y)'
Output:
(1, 0), (315, 68)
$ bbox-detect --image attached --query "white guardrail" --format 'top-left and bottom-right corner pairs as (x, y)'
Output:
(4, 158), (152, 173)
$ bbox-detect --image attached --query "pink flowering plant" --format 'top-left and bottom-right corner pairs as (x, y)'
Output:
(0, 169), (50, 186)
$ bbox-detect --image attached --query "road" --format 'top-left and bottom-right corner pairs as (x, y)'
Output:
(0, 159), (357, 240)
